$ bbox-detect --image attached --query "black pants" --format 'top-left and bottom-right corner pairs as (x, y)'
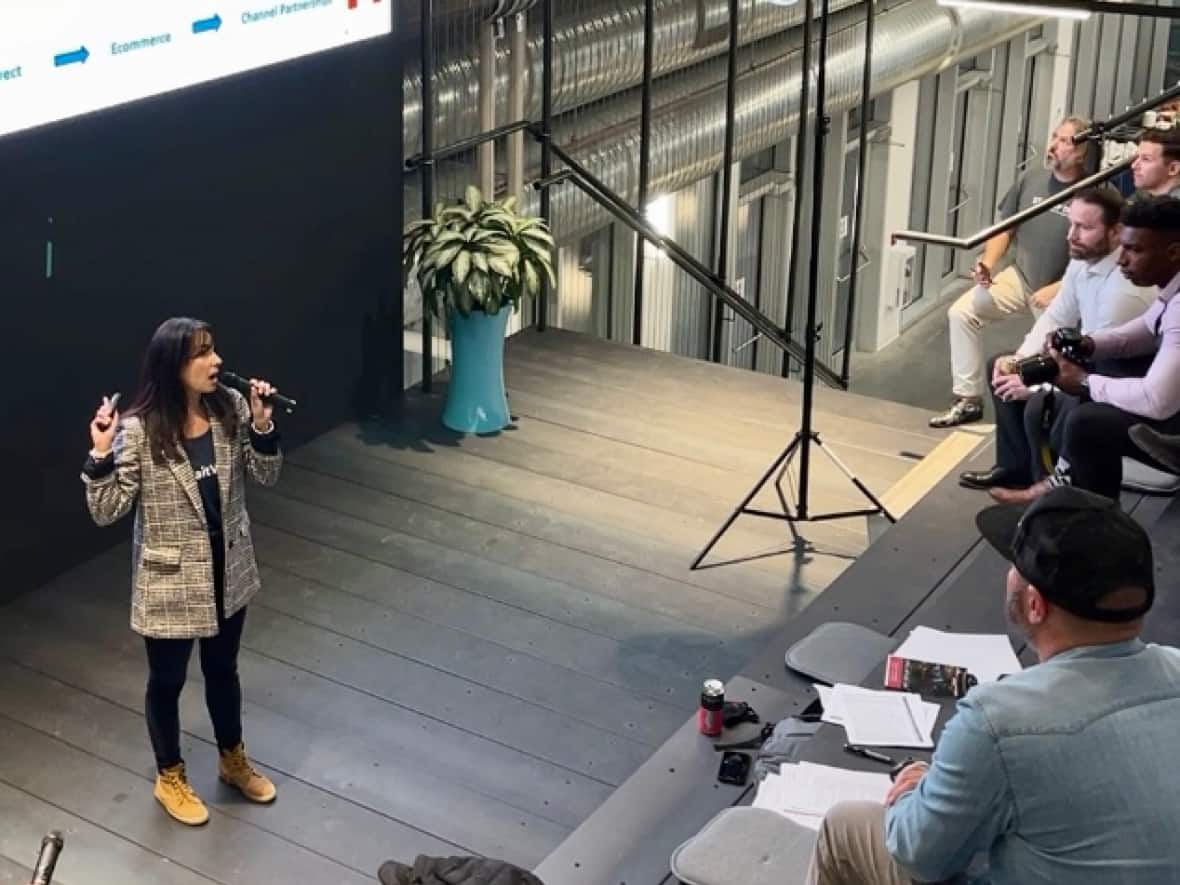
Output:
(143, 531), (245, 771)
(1053, 400), (1180, 500)
(989, 353), (1154, 488)
(988, 357), (1067, 484)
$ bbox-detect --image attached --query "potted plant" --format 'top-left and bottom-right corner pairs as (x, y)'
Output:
(404, 186), (556, 433)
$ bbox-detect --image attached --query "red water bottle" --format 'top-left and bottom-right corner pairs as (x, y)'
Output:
(698, 679), (725, 736)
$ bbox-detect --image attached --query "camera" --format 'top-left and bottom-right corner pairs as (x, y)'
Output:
(1016, 328), (1091, 386)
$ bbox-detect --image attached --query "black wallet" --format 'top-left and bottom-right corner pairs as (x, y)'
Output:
(717, 751), (751, 786)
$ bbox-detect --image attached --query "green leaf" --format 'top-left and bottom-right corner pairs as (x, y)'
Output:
(534, 254), (557, 287)
(452, 250), (472, 285)
(485, 241), (520, 263)
(471, 251), (489, 272)
(432, 229), (466, 247)
(465, 185), (483, 213)
(455, 283), (475, 316)
(418, 266), (438, 297)
(522, 260), (540, 297)
(468, 270), (489, 301)
(520, 227), (555, 249)
(427, 241), (464, 272)
(487, 255), (515, 279)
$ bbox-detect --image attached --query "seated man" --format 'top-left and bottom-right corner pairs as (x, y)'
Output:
(1131, 128), (1180, 199)
(992, 195), (1180, 503)
(960, 189), (1153, 490)
(806, 486), (1180, 885)
(931, 116), (1091, 428)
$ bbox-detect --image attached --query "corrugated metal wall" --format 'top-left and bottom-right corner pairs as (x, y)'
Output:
(555, 176), (716, 357)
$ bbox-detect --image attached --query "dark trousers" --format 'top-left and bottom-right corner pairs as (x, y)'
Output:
(988, 353), (1155, 490)
(143, 531), (245, 771)
(988, 356), (1070, 484)
(1055, 401), (1180, 500)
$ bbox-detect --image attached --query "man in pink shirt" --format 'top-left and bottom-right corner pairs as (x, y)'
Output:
(992, 196), (1180, 503)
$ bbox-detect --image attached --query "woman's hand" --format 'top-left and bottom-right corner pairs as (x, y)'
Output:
(248, 378), (276, 430)
(89, 396), (120, 454)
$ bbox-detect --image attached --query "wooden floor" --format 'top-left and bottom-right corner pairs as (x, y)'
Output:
(0, 330), (945, 884)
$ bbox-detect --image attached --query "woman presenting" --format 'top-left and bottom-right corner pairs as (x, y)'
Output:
(81, 317), (283, 826)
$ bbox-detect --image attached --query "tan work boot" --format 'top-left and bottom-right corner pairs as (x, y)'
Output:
(154, 762), (210, 826)
(218, 742), (276, 803)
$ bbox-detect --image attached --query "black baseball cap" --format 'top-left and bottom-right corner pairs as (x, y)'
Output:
(976, 486), (1154, 623)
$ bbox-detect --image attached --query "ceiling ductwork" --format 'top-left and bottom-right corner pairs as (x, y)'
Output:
(408, 1), (1039, 241)
(404, 0), (867, 157)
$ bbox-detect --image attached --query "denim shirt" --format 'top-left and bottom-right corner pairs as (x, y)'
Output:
(885, 639), (1180, 884)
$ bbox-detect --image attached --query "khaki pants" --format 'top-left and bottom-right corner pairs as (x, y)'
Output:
(805, 801), (916, 885)
(947, 266), (1034, 398)
(805, 802), (971, 885)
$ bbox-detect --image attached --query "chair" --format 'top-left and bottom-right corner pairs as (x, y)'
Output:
(1122, 458), (1180, 495)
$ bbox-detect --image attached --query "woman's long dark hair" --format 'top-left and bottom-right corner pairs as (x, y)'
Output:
(125, 317), (238, 463)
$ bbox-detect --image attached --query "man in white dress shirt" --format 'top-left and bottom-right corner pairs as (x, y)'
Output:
(959, 189), (1154, 491)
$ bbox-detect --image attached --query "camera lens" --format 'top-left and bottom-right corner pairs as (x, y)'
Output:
(1017, 354), (1059, 386)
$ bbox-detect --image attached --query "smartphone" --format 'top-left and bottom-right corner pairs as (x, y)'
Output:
(717, 751), (751, 786)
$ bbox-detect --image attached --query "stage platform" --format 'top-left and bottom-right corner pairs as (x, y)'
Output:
(1, 329), (958, 883)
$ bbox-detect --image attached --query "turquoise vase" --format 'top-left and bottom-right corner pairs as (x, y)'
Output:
(442, 306), (511, 433)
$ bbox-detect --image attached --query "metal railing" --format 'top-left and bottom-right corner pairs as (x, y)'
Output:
(891, 158), (1131, 251)
(409, 0), (874, 393)
(536, 136), (847, 389)
(1072, 81), (1180, 144)
(893, 81), (1180, 253)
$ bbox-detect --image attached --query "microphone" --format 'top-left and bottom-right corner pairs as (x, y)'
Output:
(30, 831), (63, 885)
(219, 370), (297, 415)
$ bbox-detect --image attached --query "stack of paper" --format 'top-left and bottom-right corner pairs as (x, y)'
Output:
(816, 684), (937, 748)
(892, 626), (1023, 684)
(753, 761), (892, 830)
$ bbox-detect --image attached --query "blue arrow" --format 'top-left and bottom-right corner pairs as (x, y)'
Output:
(54, 46), (90, 67)
(193, 14), (222, 34)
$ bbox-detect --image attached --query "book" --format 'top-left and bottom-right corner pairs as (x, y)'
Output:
(884, 655), (977, 698)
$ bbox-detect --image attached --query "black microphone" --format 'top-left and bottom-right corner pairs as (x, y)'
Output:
(30, 831), (63, 885)
(219, 370), (297, 415)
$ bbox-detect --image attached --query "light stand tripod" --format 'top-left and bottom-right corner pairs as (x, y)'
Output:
(691, 0), (894, 570)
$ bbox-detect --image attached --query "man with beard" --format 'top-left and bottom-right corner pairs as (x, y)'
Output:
(805, 487), (1180, 885)
(959, 189), (1153, 492)
(932, 116), (1093, 428)
(991, 195), (1180, 503)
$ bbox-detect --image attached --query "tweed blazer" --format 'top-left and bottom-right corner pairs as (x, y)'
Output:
(82, 387), (282, 638)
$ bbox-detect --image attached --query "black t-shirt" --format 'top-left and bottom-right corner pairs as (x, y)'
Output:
(182, 430), (222, 537)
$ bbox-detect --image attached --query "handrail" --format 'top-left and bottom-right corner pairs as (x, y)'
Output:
(890, 158), (1131, 250)
(405, 120), (533, 170)
(967, 0), (1180, 18)
(534, 132), (847, 390)
(1073, 82), (1180, 145)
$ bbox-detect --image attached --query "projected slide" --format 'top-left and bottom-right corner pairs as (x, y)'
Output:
(0, 0), (391, 139)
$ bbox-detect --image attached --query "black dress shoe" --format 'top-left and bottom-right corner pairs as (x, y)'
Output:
(959, 466), (1029, 490)
(1130, 424), (1180, 475)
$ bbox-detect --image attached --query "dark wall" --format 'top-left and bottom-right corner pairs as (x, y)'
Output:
(0, 33), (403, 600)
